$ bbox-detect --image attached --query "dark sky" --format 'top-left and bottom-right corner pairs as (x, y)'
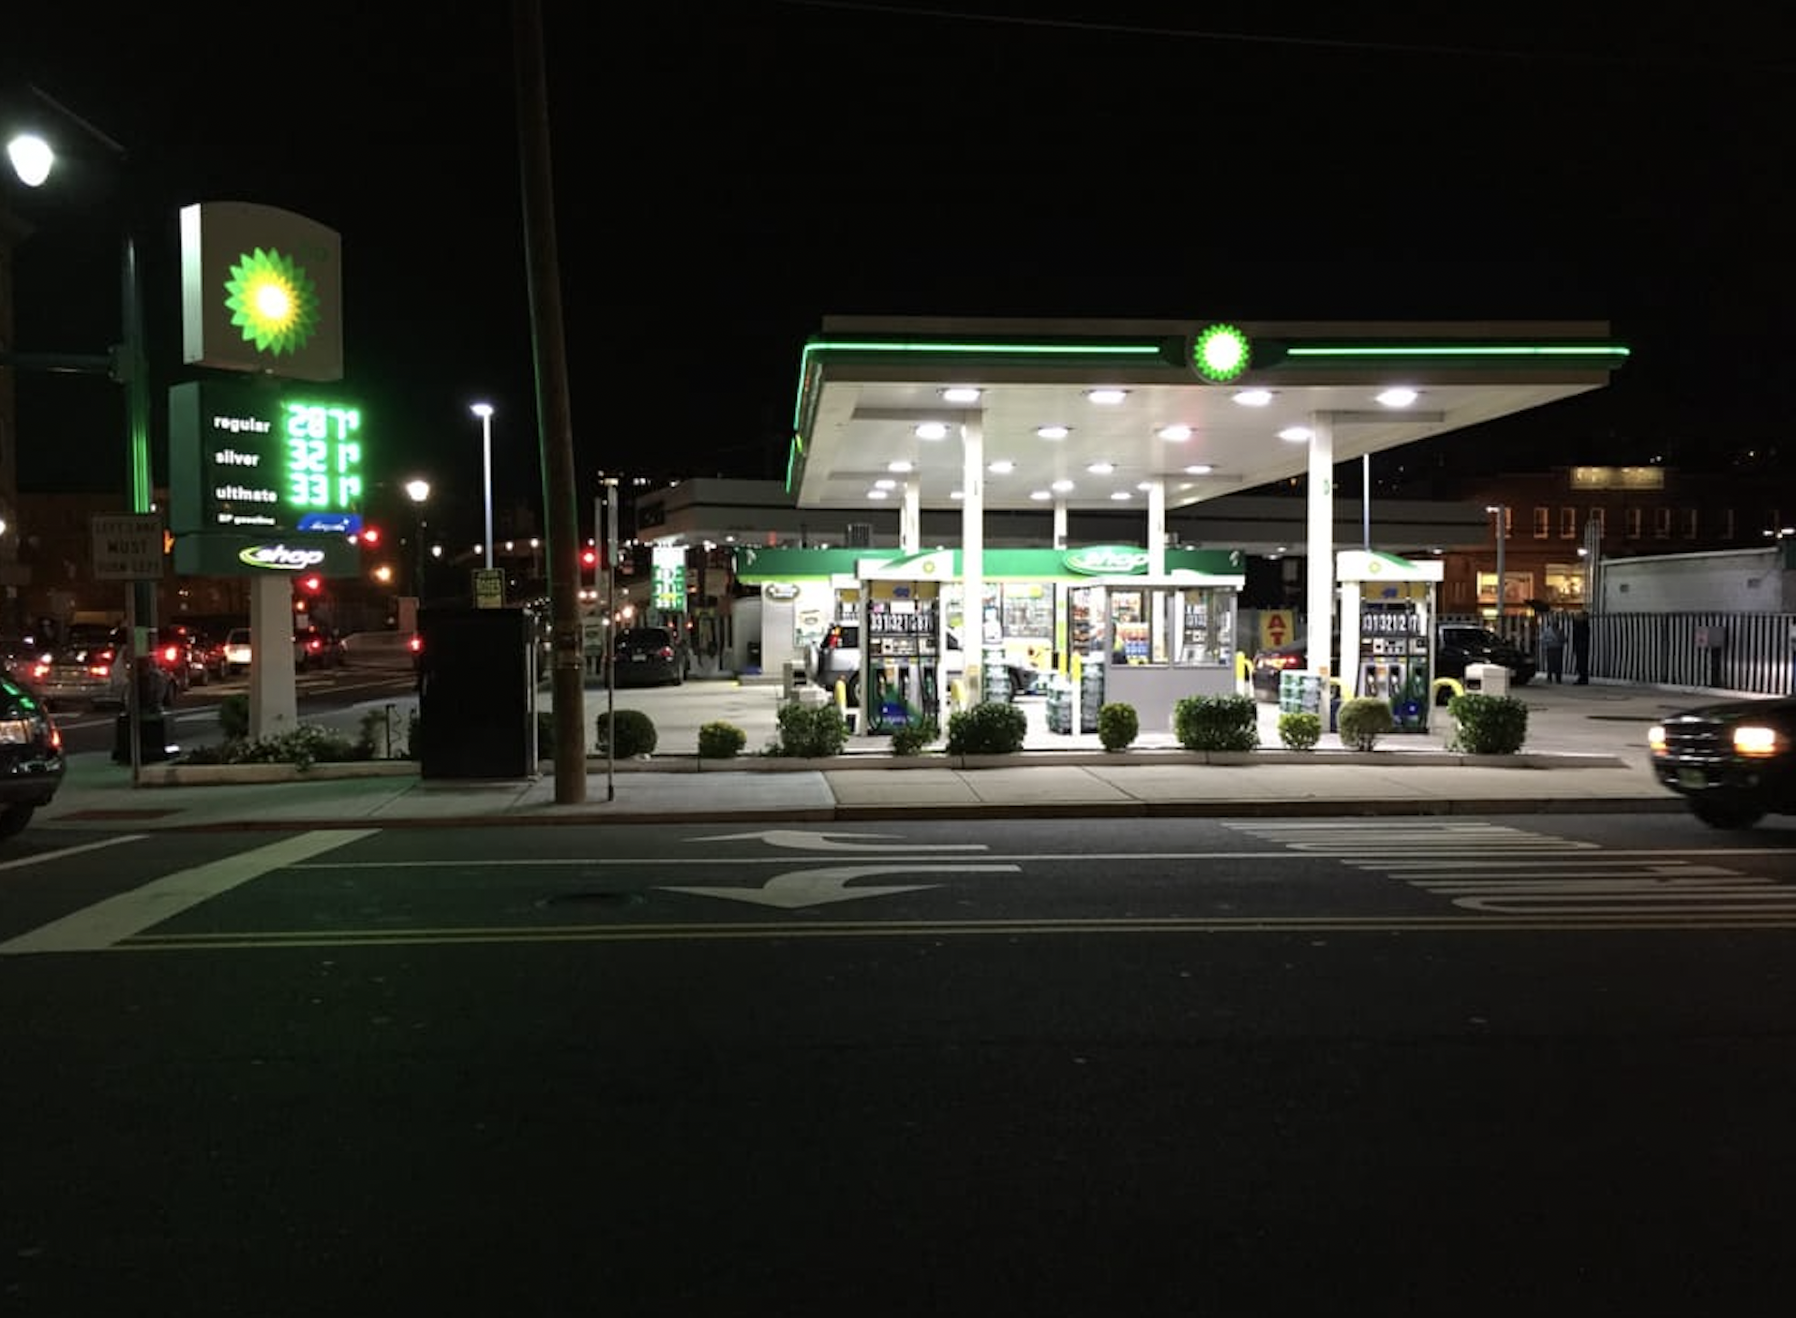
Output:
(6, 1), (1793, 543)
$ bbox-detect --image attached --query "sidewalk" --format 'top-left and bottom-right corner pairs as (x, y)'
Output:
(30, 677), (1705, 833)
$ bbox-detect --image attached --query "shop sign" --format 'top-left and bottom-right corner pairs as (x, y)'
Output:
(1063, 545), (1150, 576)
(763, 581), (801, 601)
(237, 542), (328, 571)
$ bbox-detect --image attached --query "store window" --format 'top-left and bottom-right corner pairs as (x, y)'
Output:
(1559, 506), (1578, 539)
(1653, 507), (1672, 539)
(1625, 507), (1643, 539)
(1532, 506), (1550, 539)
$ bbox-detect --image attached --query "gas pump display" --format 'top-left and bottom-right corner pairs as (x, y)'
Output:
(1358, 599), (1430, 732)
(865, 594), (941, 730)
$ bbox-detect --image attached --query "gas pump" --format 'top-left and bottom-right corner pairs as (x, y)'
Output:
(1336, 550), (1443, 734)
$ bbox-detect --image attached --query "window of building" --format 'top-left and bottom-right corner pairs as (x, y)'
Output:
(1558, 506), (1577, 538)
(1532, 506), (1550, 539)
(1682, 508), (1698, 539)
(1625, 507), (1643, 539)
(1722, 508), (1735, 540)
(1589, 507), (1606, 538)
(1653, 507), (1672, 539)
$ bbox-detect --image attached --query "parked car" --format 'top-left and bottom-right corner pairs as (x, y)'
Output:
(1251, 624), (1538, 703)
(0, 671), (65, 841)
(1648, 694), (1796, 829)
(149, 628), (198, 694)
(608, 626), (688, 688)
(28, 642), (130, 710)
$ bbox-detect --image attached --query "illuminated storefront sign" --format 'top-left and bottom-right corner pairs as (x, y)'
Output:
(238, 542), (330, 571)
(169, 380), (366, 536)
(180, 201), (343, 382)
(1063, 545), (1151, 575)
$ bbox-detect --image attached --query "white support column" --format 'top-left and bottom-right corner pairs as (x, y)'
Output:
(1306, 413), (1336, 689)
(248, 571), (299, 741)
(1053, 500), (1068, 550)
(1146, 477), (1167, 576)
(960, 416), (985, 707)
(901, 480), (921, 553)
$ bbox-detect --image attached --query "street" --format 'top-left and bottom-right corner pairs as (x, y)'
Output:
(5, 814), (1796, 1315)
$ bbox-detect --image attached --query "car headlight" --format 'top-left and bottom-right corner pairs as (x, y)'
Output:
(1734, 725), (1782, 757)
(1647, 724), (1667, 752)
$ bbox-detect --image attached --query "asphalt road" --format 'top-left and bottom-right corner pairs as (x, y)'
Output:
(6, 814), (1796, 1315)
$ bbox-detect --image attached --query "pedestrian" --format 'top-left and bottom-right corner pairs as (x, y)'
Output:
(1571, 609), (1592, 684)
(1540, 615), (1566, 684)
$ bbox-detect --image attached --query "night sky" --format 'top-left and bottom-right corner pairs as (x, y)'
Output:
(5, 2), (1792, 544)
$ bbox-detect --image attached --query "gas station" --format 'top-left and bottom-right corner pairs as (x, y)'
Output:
(773, 314), (1628, 732)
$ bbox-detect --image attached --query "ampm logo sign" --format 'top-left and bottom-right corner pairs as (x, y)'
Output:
(238, 543), (328, 572)
(1063, 545), (1151, 576)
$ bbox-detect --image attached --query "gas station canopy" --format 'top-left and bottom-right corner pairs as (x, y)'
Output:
(788, 315), (1627, 512)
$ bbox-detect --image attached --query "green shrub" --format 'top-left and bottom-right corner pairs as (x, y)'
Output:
(698, 720), (748, 759)
(596, 708), (658, 758)
(888, 715), (940, 756)
(182, 723), (366, 770)
(946, 701), (1028, 755)
(218, 693), (250, 742)
(1277, 711), (1322, 751)
(1447, 692), (1529, 754)
(1097, 702), (1139, 751)
(1336, 697), (1395, 752)
(1173, 694), (1259, 752)
(770, 703), (849, 758)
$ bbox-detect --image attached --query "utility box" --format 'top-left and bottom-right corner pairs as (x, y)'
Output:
(417, 606), (538, 779)
(1463, 663), (1510, 697)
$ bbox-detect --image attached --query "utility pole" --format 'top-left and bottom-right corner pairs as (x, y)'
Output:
(512, 0), (585, 802)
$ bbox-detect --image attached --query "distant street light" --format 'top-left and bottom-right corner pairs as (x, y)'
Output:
(471, 402), (495, 569)
(406, 479), (431, 597)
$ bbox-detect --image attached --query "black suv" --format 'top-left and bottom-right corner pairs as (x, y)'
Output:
(1649, 694), (1796, 829)
(0, 672), (66, 841)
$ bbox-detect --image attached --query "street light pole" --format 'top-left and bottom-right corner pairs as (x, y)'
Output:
(471, 402), (494, 570)
(406, 479), (431, 599)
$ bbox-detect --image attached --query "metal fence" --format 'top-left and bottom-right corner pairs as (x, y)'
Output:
(1452, 611), (1796, 697)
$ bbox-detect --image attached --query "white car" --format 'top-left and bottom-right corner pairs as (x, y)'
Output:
(221, 628), (253, 676)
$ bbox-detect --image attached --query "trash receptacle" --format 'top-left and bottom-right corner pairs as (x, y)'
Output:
(113, 712), (172, 764)
(1464, 663), (1510, 697)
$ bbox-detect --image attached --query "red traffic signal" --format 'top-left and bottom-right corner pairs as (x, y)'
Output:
(581, 547), (598, 568)
(360, 526), (382, 547)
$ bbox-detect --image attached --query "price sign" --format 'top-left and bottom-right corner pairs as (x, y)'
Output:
(168, 380), (366, 536)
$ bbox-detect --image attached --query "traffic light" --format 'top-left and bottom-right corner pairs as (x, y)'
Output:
(581, 547), (598, 569)
(360, 525), (382, 548)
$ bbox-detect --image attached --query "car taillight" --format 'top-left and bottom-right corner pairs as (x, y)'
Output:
(163, 645), (180, 663)
(90, 663), (111, 678)
(32, 662), (49, 679)
(408, 635), (422, 654)
(657, 646), (673, 659)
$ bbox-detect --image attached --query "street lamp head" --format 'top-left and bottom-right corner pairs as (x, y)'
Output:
(471, 402), (494, 419)
(405, 478), (431, 504)
(5, 132), (53, 187)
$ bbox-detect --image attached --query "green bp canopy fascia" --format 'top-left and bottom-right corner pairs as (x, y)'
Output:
(733, 544), (1245, 584)
(784, 326), (1630, 492)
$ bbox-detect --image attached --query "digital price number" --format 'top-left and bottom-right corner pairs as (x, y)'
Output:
(283, 402), (363, 510)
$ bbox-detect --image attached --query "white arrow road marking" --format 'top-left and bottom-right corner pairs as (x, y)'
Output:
(695, 829), (987, 853)
(663, 863), (1019, 909)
